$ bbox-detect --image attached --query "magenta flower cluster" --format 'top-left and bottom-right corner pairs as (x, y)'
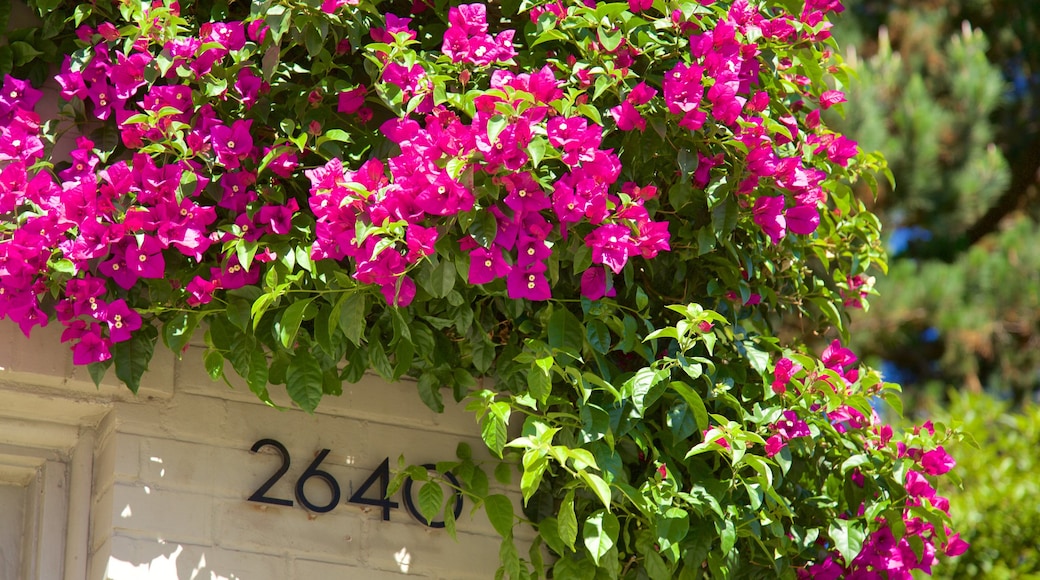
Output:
(0, 10), (297, 361)
(770, 341), (969, 578)
(309, 9), (671, 306)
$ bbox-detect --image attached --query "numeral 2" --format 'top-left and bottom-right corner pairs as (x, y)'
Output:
(248, 439), (294, 507)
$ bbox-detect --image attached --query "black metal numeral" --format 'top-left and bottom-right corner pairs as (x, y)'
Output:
(295, 448), (342, 513)
(348, 457), (400, 520)
(248, 439), (294, 507)
(402, 463), (464, 529)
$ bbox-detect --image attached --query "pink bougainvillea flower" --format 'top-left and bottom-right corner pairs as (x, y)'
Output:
(103, 299), (142, 343)
(609, 100), (646, 131)
(125, 236), (166, 280)
(506, 261), (550, 301)
(381, 276), (417, 307)
(944, 533), (969, 557)
(72, 325), (111, 365)
(321, 0), (359, 13)
(468, 246), (511, 285)
(752, 196), (786, 244)
(772, 357), (802, 394)
(765, 434), (784, 457)
(337, 85), (367, 114)
(819, 89), (846, 109)
(371, 14), (416, 44)
(921, 446), (955, 476)
(580, 267), (616, 301)
(586, 223), (635, 274)
(405, 225), (439, 261)
(186, 276), (219, 306)
(821, 339), (857, 372)
(905, 470), (936, 500)
(785, 202), (820, 236)
(634, 221), (670, 259)
(775, 410), (810, 440)
(0, 74), (43, 118)
(210, 120), (254, 170)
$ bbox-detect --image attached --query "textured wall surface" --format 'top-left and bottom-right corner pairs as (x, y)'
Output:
(0, 320), (514, 580)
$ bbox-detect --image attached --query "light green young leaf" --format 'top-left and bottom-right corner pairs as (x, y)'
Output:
(582, 510), (619, 566)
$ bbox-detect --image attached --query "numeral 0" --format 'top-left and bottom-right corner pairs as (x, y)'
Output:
(402, 464), (465, 529)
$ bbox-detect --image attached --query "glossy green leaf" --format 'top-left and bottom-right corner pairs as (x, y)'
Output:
(582, 510), (618, 566)
(417, 481), (445, 524)
(278, 298), (313, 349)
(484, 493), (515, 538)
(286, 348), (322, 413)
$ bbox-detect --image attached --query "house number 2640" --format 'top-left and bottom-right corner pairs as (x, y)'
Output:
(247, 438), (463, 528)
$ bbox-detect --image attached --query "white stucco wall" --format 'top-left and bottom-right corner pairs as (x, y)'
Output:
(0, 320), (515, 580)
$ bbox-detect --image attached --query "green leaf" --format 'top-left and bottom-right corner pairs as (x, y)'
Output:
(113, 326), (157, 394)
(829, 519), (867, 565)
(719, 518), (736, 555)
(87, 360), (112, 388)
(559, 490), (578, 550)
(484, 493), (515, 538)
(417, 372), (444, 413)
(286, 348), (323, 413)
(669, 382), (709, 431)
(548, 306), (584, 356)
(369, 340), (394, 380)
(527, 136), (547, 168)
(527, 368), (551, 405)
(338, 292), (367, 346)
(0, 0), (10, 35)
(582, 510), (619, 566)
(486, 114), (508, 145)
(841, 454), (871, 475)
(469, 211), (499, 249)
(163, 312), (200, 356)
(424, 260), (456, 298)
(624, 368), (668, 416)
(278, 298), (313, 349)
(553, 554), (595, 580)
(203, 349), (224, 380)
(417, 481), (445, 524)
(579, 471), (612, 509)
(586, 319), (611, 354)
(656, 507), (690, 550)
(471, 334), (496, 374)
(520, 450), (547, 504)
(481, 403), (510, 457)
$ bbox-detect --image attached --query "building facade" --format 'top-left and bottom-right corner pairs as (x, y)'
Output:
(0, 320), (510, 579)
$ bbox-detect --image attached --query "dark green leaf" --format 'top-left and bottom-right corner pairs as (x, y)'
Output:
(368, 340), (394, 380)
(286, 348), (322, 413)
(113, 326), (157, 394)
(417, 372), (444, 413)
(338, 292), (366, 346)
(549, 306), (584, 356)
(484, 493), (515, 538)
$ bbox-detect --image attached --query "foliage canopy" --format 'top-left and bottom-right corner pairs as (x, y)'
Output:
(0, 0), (966, 577)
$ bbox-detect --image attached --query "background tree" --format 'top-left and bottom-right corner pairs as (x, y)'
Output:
(832, 0), (1040, 404)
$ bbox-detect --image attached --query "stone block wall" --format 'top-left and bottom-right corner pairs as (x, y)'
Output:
(0, 320), (515, 579)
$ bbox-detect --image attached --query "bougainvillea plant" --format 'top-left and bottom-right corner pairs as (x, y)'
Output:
(0, 0), (967, 576)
